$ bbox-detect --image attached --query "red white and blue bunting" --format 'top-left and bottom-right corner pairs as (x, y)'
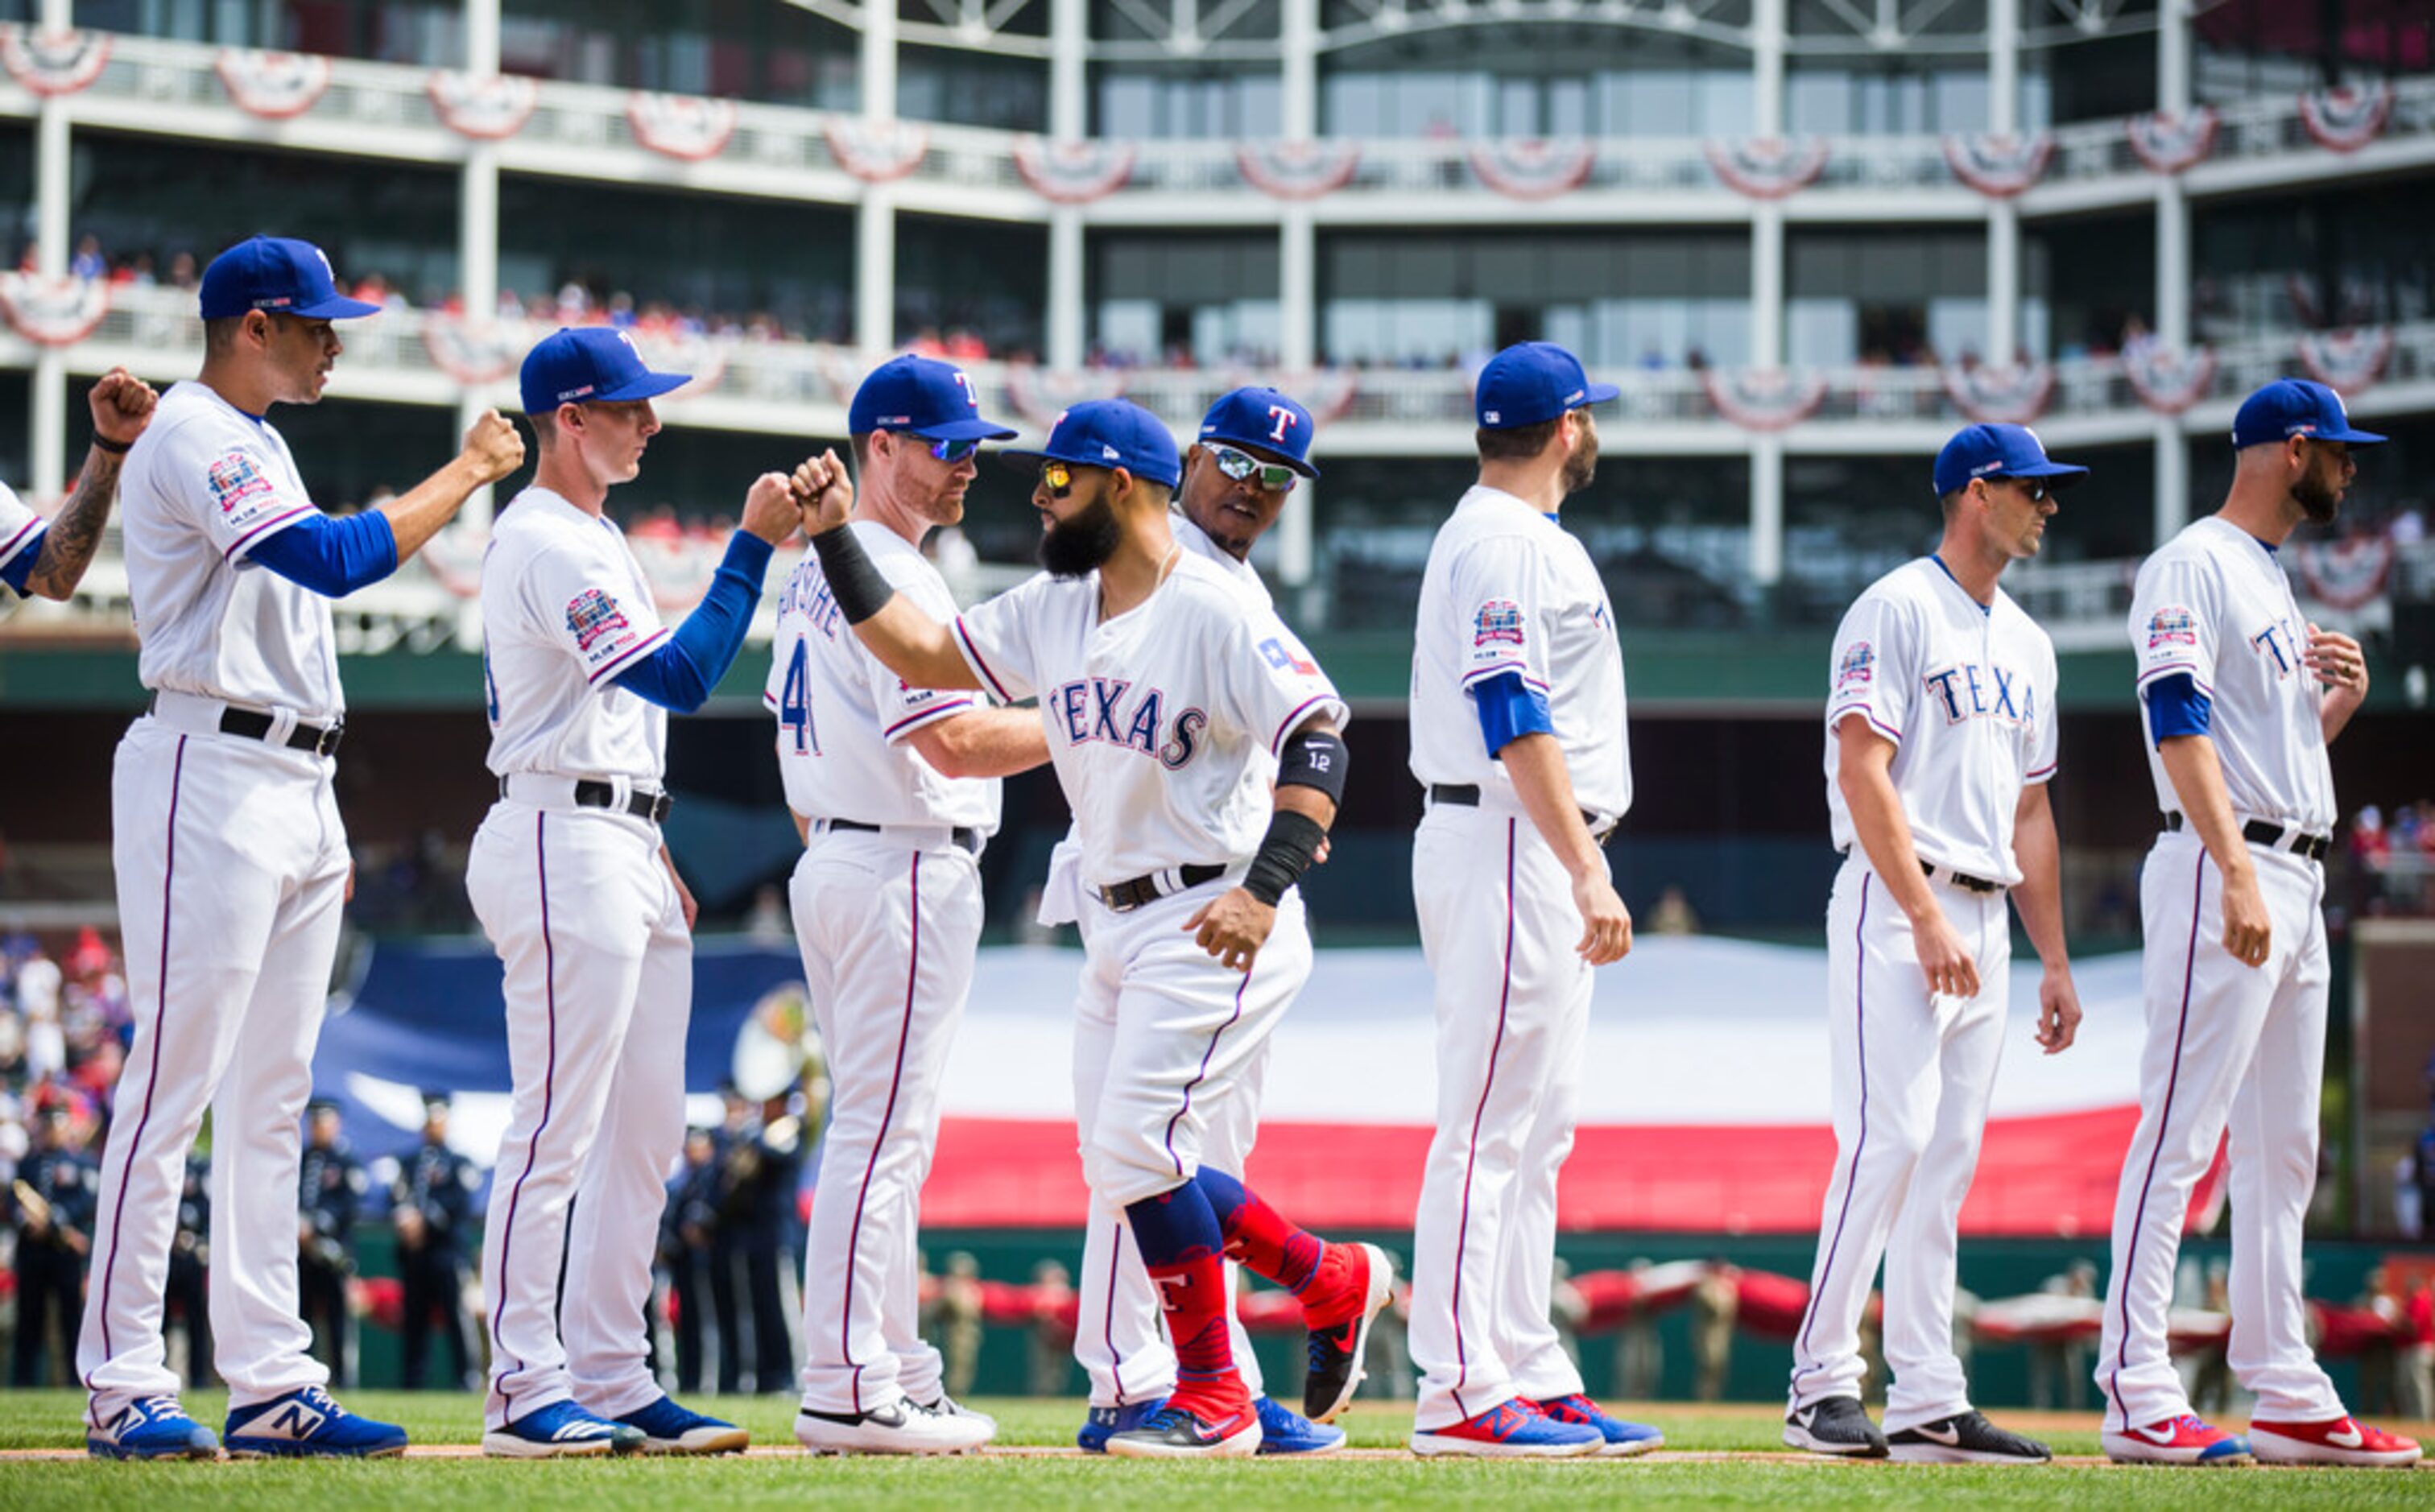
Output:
(628, 331), (728, 400)
(1943, 132), (2053, 199)
(626, 92), (738, 161)
(1942, 361), (2055, 424)
(1235, 139), (1362, 201)
(2296, 326), (2395, 395)
(824, 117), (931, 183)
(2125, 108), (2218, 175)
(1467, 138), (1596, 200)
(0, 272), (110, 347)
(1012, 137), (1135, 204)
(2294, 537), (2393, 613)
(1218, 367), (1359, 426)
(1701, 368), (1828, 432)
(2120, 344), (2218, 415)
(217, 48), (331, 119)
(1003, 363), (1127, 428)
(420, 315), (523, 386)
(427, 71), (537, 141)
(2297, 83), (2392, 154)
(0, 25), (110, 97)
(1705, 137), (1830, 200)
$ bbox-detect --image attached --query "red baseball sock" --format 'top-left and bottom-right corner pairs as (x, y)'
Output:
(1197, 1168), (1322, 1294)
(1145, 1253), (1248, 1416)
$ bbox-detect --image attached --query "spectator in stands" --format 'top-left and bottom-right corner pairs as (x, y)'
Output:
(69, 234), (105, 282)
(166, 250), (199, 290)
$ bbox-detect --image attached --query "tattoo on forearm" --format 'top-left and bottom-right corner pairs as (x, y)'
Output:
(26, 451), (121, 597)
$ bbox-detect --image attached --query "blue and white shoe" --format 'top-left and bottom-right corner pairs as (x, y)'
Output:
(87, 1395), (219, 1460)
(1537, 1394), (1663, 1456)
(1077, 1397), (1169, 1453)
(482, 1399), (647, 1459)
(223, 1386), (407, 1459)
(610, 1395), (748, 1455)
(1254, 1394), (1346, 1455)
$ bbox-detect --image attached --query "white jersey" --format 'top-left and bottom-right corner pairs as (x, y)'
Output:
(1172, 512), (1271, 610)
(480, 486), (670, 785)
(120, 380), (342, 721)
(0, 480), (41, 601)
(1825, 556), (2058, 887)
(953, 552), (1344, 886)
(1408, 485), (1631, 821)
(763, 519), (998, 832)
(2130, 515), (2336, 834)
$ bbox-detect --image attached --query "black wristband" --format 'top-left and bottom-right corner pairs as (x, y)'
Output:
(91, 435), (131, 455)
(809, 524), (895, 625)
(1242, 809), (1328, 907)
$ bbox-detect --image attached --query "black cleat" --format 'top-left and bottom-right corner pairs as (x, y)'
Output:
(1784, 1395), (1888, 1457)
(1887, 1411), (2051, 1465)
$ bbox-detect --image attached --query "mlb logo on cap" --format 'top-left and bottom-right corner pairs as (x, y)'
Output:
(848, 354), (1019, 442)
(198, 235), (384, 322)
(1474, 342), (1619, 430)
(2229, 378), (2387, 450)
(519, 326), (693, 416)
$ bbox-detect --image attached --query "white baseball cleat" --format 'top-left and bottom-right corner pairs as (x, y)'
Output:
(795, 1398), (994, 1455)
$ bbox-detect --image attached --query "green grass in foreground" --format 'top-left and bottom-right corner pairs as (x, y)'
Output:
(0, 1390), (2425, 1510)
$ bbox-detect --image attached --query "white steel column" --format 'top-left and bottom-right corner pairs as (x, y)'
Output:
(1747, 0), (1786, 589)
(28, 0), (73, 502)
(457, 0), (503, 527)
(1277, 0), (1319, 590)
(2152, 0), (2193, 544)
(1045, 0), (1089, 370)
(1986, 0), (2020, 364)
(854, 0), (899, 355)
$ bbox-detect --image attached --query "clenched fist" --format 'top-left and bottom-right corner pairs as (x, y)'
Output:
(89, 367), (158, 448)
(741, 471), (803, 546)
(461, 409), (526, 485)
(789, 449), (854, 534)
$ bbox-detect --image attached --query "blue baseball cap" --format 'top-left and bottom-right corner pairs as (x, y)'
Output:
(198, 235), (382, 321)
(1474, 341), (1619, 429)
(519, 327), (690, 415)
(1932, 423), (2091, 497)
(1197, 386), (1321, 479)
(1001, 399), (1181, 489)
(850, 354), (1019, 442)
(2230, 378), (2386, 449)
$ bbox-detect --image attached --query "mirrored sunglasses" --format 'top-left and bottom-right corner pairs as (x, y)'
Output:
(906, 432), (982, 464)
(1040, 461), (1074, 498)
(1208, 442), (1297, 494)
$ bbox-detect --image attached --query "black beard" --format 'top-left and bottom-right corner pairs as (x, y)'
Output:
(1561, 433), (1598, 495)
(2294, 469), (2340, 525)
(1040, 492), (1122, 578)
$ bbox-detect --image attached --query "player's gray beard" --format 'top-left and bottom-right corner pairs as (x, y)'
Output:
(2294, 469), (2341, 525)
(1040, 494), (1122, 578)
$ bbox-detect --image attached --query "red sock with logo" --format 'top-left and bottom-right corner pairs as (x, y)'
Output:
(1127, 1188), (1249, 1424)
(1196, 1167), (1322, 1293)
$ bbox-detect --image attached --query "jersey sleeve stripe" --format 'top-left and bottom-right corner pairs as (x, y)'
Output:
(761, 689), (779, 710)
(2026, 761), (2058, 783)
(221, 504), (316, 564)
(0, 516), (40, 568)
(952, 618), (1015, 703)
(2135, 663), (2213, 695)
(883, 698), (975, 742)
(1828, 704), (1903, 746)
(585, 626), (674, 688)
(1268, 692), (1342, 756)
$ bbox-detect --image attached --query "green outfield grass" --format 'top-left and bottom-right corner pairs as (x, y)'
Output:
(0, 1390), (2426, 1509)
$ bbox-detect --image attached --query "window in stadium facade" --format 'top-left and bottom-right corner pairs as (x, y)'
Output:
(498, 0), (860, 108)
(1319, 32), (1751, 138)
(1785, 229), (1995, 370)
(895, 214), (1049, 361)
(2193, 182), (2435, 345)
(2024, 212), (2155, 362)
(1091, 234), (1279, 370)
(1097, 65), (1283, 139)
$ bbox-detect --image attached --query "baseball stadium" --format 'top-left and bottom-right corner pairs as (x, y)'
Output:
(2, 0), (2434, 1503)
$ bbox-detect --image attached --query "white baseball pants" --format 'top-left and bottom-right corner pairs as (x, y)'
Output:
(791, 828), (982, 1416)
(2098, 830), (2342, 1430)
(468, 796), (692, 1431)
(1788, 858), (2011, 1431)
(80, 717), (346, 1421)
(1409, 804), (1592, 1431)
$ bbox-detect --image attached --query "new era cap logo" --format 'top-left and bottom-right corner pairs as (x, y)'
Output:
(1102, 444), (1120, 460)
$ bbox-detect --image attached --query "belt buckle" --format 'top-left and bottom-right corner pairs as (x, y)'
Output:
(313, 721), (344, 758)
(646, 791), (672, 824)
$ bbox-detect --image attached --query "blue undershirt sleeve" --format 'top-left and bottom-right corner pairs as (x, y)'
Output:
(244, 510), (399, 597)
(0, 527), (40, 594)
(2145, 671), (2211, 746)
(612, 531), (775, 713)
(1472, 668), (1555, 757)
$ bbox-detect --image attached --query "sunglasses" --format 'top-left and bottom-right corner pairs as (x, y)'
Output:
(1207, 442), (1297, 494)
(1040, 461), (1074, 498)
(1986, 477), (2051, 503)
(901, 432), (982, 464)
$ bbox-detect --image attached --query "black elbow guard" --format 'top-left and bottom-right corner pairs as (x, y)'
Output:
(1242, 808), (1327, 907)
(809, 524), (895, 625)
(1276, 726), (1348, 806)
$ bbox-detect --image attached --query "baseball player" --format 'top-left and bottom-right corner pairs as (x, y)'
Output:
(0, 369), (158, 609)
(1405, 341), (1656, 1458)
(792, 399), (1392, 1458)
(469, 326), (804, 1459)
(1067, 386), (1346, 1456)
(2100, 378), (2421, 1469)
(771, 355), (1043, 1455)
(1784, 423), (2085, 1464)
(78, 235), (524, 1461)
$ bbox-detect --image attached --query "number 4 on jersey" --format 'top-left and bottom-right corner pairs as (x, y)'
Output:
(781, 638), (820, 755)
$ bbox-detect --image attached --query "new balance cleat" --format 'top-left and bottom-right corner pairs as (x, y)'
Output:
(1105, 1398), (1262, 1459)
(224, 1386), (407, 1459)
(86, 1396), (219, 1460)
(1536, 1394), (1663, 1456)
(1301, 1241), (1395, 1423)
(2102, 1414), (2254, 1467)
(1784, 1395), (1887, 1457)
(1411, 1398), (1602, 1458)
(1254, 1394), (1345, 1455)
(2247, 1415), (2421, 1468)
(1886, 1410), (2049, 1465)
(483, 1399), (647, 1458)
(796, 1398), (991, 1455)
(1077, 1398), (1168, 1453)
(611, 1394), (747, 1455)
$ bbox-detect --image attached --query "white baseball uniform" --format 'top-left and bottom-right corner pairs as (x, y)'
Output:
(0, 481), (43, 607)
(765, 521), (998, 1417)
(1069, 511), (1300, 1409)
(1789, 556), (2058, 1431)
(2099, 516), (2344, 1430)
(952, 553), (1341, 1227)
(1407, 484), (1627, 1431)
(467, 485), (692, 1431)
(78, 381), (350, 1423)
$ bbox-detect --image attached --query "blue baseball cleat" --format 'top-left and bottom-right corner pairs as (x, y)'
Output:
(1077, 1397), (1169, 1453)
(1255, 1394), (1346, 1455)
(87, 1395), (220, 1460)
(223, 1386), (407, 1458)
(611, 1394), (748, 1455)
(482, 1399), (647, 1459)
(1536, 1394), (1664, 1456)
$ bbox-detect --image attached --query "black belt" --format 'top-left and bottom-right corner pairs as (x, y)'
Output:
(826, 818), (982, 856)
(1921, 859), (2003, 894)
(159, 695), (344, 756)
(1098, 863), (1227, 913)
(2164, 810), (2331, 862)
(1427, 783), (1616, 845)
(502, 775), (672, 824)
